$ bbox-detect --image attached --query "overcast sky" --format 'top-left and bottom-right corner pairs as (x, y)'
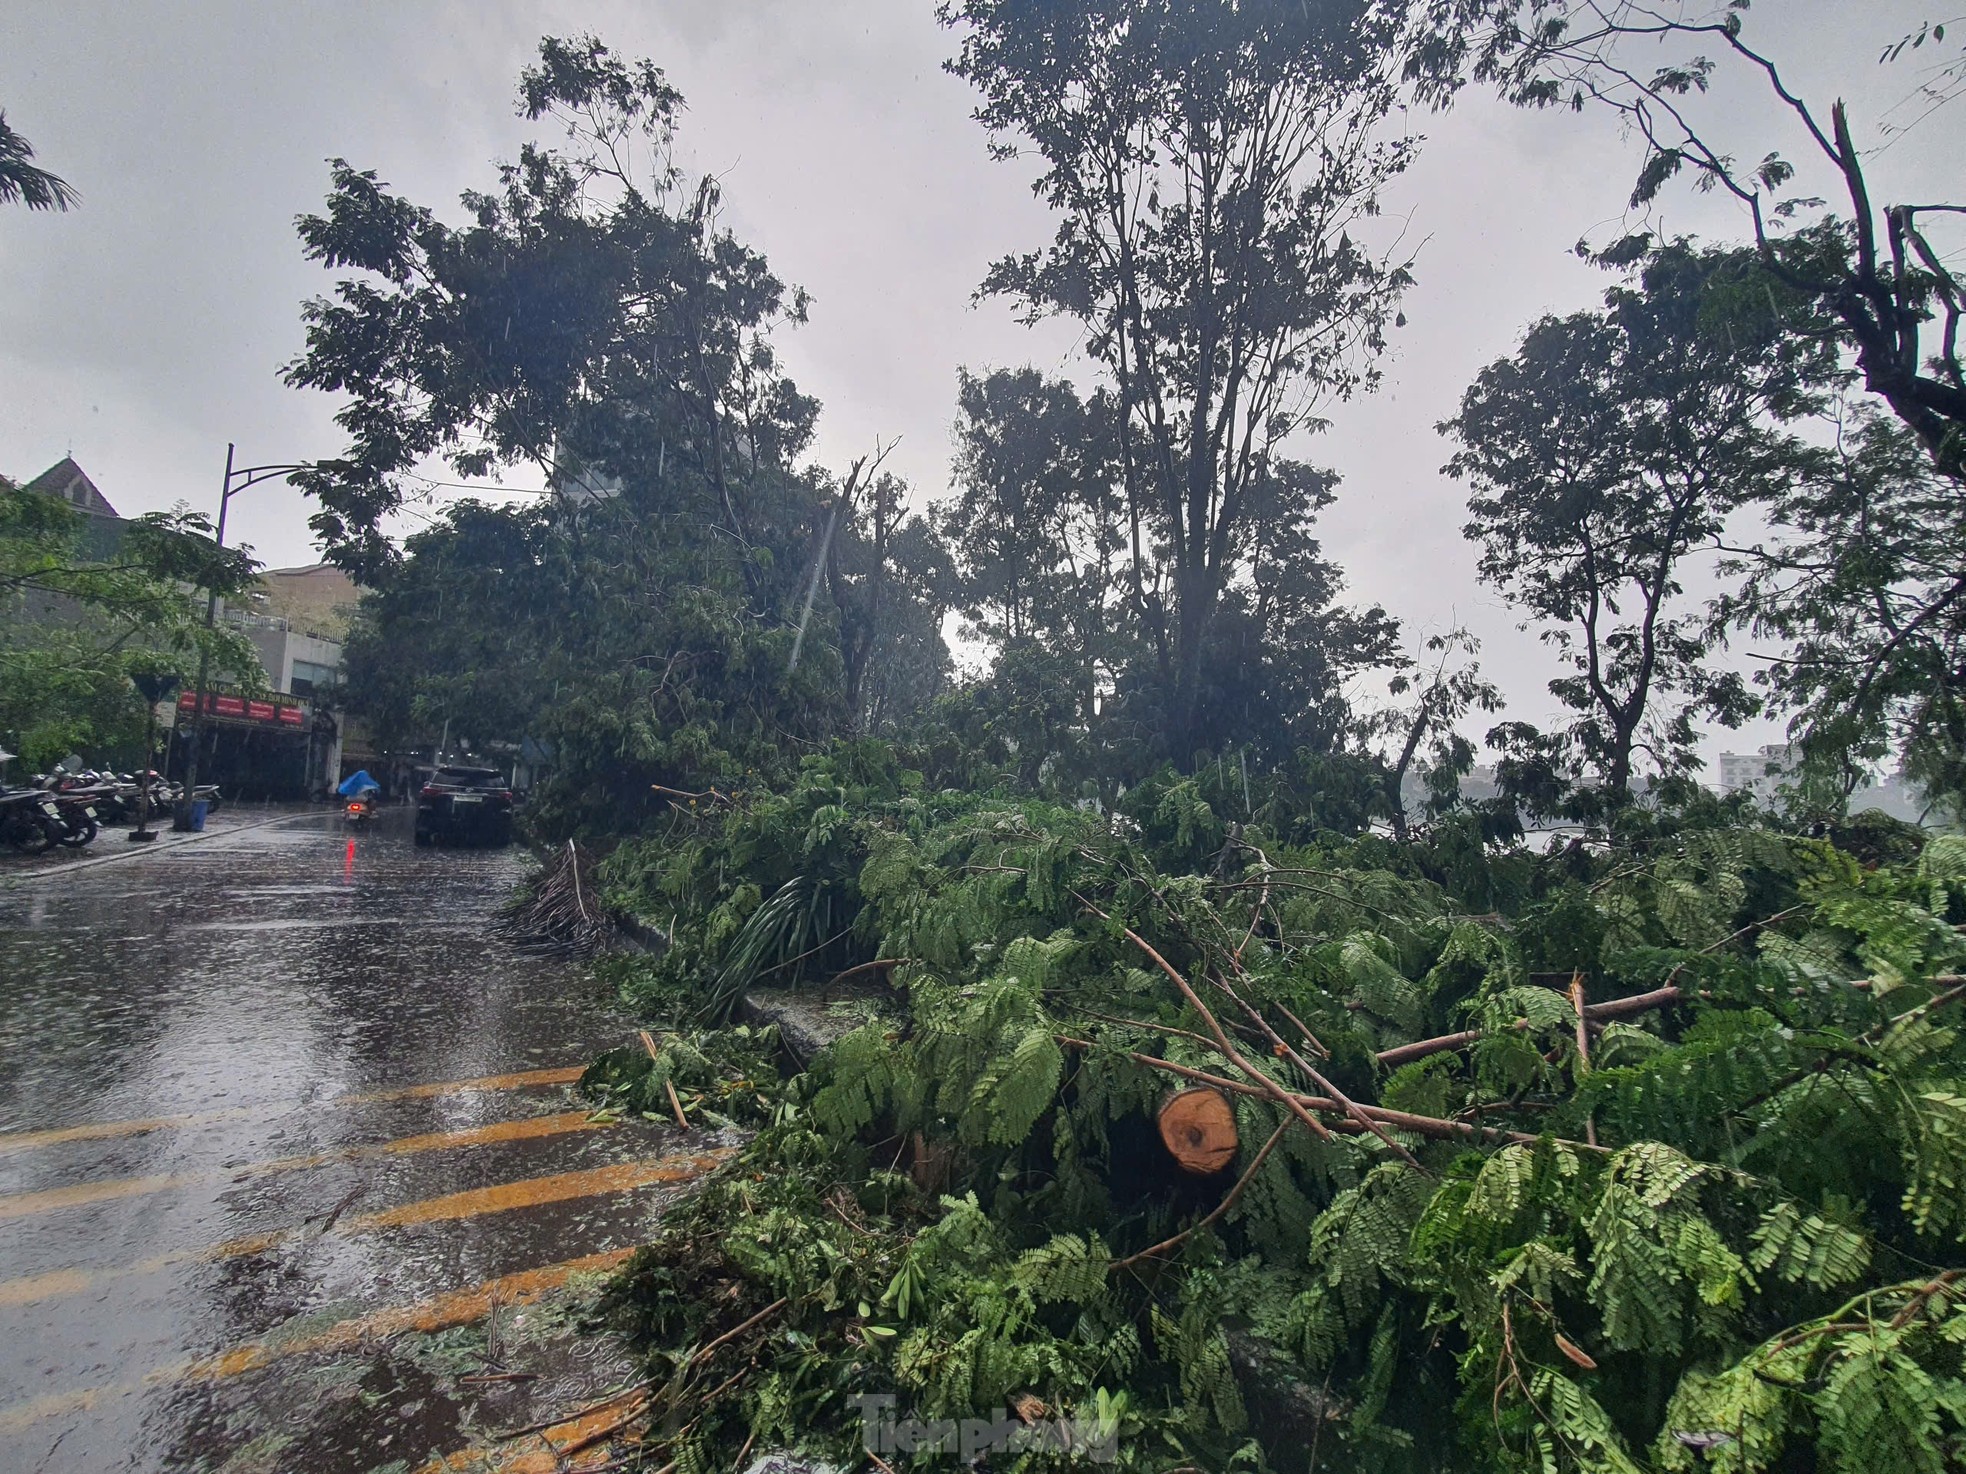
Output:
(2, 1), (1956, 764)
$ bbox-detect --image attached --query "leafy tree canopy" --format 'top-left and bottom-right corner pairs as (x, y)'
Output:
(0, 477), (261, 768)
(1444, 242), (1838, 807)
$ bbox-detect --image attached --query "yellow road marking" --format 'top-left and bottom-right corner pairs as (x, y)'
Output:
(0, 1111), (607, 1221)
(0, 1249), (637, 1435)
(0, 1066), (588, 1156)
(416, 1393), (645, 1473)
(0, 1148), (733, 1308)
(339, 1155), (729, 1232)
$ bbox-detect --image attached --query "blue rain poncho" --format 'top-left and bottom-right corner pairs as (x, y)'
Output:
(337, 769), (381, 798)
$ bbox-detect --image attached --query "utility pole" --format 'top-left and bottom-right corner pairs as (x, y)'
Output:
(178, 444), (235, 822)
(178, 445), (314, 828)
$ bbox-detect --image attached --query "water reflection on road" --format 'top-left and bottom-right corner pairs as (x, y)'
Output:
(0, 813), (713, 1473)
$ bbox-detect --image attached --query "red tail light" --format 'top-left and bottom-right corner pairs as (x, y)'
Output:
(420, 784), (437, 798)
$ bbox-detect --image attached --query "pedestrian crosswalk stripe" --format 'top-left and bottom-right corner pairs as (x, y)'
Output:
(0, 1247), (640, 1434)
(0, 1110), (610, 1220)
(0, 1065), (588, 1156)
(0, 1148), (734, 1308)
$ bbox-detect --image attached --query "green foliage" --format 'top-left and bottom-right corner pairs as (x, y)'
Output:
(580, 1023), (784, 1129)
(942, 0), (1415, 764)
(294, 39), (947, 815)
(1444, 242), (1835, 806)
(593, 745), (1966, 1473)
(0, 477), (264, 766)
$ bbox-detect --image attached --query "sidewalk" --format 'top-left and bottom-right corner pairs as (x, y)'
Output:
(0, 801), (331, 880)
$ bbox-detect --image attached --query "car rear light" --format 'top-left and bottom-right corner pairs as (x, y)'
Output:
(420, 784), (437, 798)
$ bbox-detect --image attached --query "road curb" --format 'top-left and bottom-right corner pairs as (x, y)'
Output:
(0, 810), (335, 883)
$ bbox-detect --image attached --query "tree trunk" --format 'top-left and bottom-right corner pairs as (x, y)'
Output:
(1157, 1086), (1238, 1175)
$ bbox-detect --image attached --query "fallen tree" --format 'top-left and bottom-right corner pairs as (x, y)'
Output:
(585, 751), (1966, 1474)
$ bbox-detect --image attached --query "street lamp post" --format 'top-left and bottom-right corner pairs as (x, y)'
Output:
(177, 443), (312, 826)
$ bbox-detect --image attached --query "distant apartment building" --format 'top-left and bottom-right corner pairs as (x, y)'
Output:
(1716, 744), (1795, 803)
(1714, 741), (1932, 822)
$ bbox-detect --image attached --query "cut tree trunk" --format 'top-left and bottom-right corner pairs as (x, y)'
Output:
(1158, 1086), (1238, 1175)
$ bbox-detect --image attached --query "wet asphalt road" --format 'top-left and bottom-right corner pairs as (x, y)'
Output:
(0, 811), (721, 1474)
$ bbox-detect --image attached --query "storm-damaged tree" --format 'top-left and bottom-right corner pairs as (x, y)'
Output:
(817, 460), (955, 735)
(0, 109), (76, 212)
(1444, 244), (1833, 809)
(941, 0), (1423, 765)
(938, 367), (1125, 657)
(1367, 626), (1502, 842)
(933, 368), (1129, 766)
(1425, 1), (1966, 482)
(292, 37), (942, 828)
(284, 35), (820, 583)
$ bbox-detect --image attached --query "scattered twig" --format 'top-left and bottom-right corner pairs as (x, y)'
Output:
(686, 1297), (787, 1371)
(1274, 1001), (1330, 1060)
(1109, 916), (1335, 1146)
(1569, 973), (1597, 1149)
(499, 840), (614, 956)
(499, 1383), (647, 1442)
(1056, 1037), (1604, 1151)
(650, 783), (733, 807)
(550, 1394), (652, 1461)
(826, 958), (910, 987)
(663, 1077), (690, 1130)
(1215, 972), (1424, 1171)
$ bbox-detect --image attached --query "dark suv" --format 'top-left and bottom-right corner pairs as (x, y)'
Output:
(414, 765), (516, 846)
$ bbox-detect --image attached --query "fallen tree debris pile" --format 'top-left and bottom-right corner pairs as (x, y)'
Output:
(498, 839), (619, 956)
(579, 748), (1966, 1474)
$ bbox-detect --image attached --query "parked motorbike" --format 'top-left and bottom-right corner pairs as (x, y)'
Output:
(31, 773), (112, 847)
(0, 787), (63, 855)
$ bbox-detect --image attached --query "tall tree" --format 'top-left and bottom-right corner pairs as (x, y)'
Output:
(1428, 1), (1966, 481)
(286, 35), (818, 581)
(0, 110), (76, 212)
(297, 37), (943, 827)
(1444, 244), (1830, 804)
(822, 462), (955, 734)
(942, 0), (1422, 761)
(938, 367), (1123, 656)
(1368, 627), (1502, 842)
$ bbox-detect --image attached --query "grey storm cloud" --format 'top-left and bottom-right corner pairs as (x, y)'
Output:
(1, 0), (1955, 759)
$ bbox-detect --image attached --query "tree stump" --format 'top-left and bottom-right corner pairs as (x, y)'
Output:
(1157, 1087), (1238, 1174)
